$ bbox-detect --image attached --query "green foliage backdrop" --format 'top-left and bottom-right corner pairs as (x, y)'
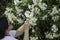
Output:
(0, 0), (60, 40)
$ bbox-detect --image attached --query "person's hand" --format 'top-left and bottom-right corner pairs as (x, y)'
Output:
(24, 18), (30, 30)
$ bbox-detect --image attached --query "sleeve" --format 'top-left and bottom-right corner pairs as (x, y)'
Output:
(9, 30), (16, 37)
(1, 36), (17, 40)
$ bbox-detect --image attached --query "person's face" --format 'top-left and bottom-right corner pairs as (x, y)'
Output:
(5, 21), (13, 35)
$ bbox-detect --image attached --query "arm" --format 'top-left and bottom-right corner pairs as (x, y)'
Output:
(23, 27), (29, 40)
(15, 19), (30, 37)
(23, 19), (30, 40)
(15, 23), (25, 37)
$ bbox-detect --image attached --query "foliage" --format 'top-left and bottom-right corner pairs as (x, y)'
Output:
(0, 0), (60, 40)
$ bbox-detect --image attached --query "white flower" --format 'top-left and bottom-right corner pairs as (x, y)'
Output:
(59, 9), (60, 12)
(14, 0), (20, 5)
(32, 29), (35, 32)
(25, 11), (31, 17)
(6, 13), (15, 23)
(22, 0), (27, 3)
(38, 3), (47, 10)
(25, 11), (34, 17)
(39, 0), (42, 2)
(45, 33), (53, 39)
(29, 17), (37, 26)
(31, 5), (35, 9)
(51, 24), (58, 32)
(33, 0), (42, 5)
(7, 13), (14, 23)
(4, 8), (14, 23)
(52, 15), (59, 22)
(50, 6), (59, 16)
(8, 13), (23, 23)
(45, 32), (60, 39)
(4, 11), (8, 15)
(15, 6), (23, 14)
(53, 33), (60, 38)
(33, 0), (37, 5)
(30, 12), (34, 17)
(30, 37), (38, 40)
(28, 4), (32, 9)
(6, 8), (13, 12)
(4, 7), (23, 23)
(35, 37), (38, 39)
(42, 15), (48, 20)
(16, 18), (23, 23)
(4, 8), (13, 16)
(34, 7), (40, 14)
(25, 10), (37, 26)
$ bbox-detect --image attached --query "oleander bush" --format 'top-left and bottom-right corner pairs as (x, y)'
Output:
(0, 0), (60, 40)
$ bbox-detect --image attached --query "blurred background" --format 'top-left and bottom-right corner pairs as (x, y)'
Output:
(0, 0), (60, 40)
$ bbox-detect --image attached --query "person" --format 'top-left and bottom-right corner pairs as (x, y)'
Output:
(0, 16), (30, 40)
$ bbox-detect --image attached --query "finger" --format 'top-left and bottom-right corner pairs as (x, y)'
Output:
(25, 19), (29, 23)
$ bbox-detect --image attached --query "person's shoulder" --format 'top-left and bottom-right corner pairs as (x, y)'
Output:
(9, 30), (16, 37)
(1, 36), (17, 40)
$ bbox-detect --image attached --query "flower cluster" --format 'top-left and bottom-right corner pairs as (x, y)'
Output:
(4, 0), (60, 40)
(45, 32), (60, 39)
(4, 7), (24, 23)
(30, 36), (38, 40)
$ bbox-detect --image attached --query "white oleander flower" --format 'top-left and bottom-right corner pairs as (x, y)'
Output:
(42, 15), (48, 20)
(33, 0), (42, 5)
(51, 24), (58, 32)
(50, 6), (59, 16)
(53, 33), (60, 38)
(16, 18), (23, 23)
(30, 36), (38, 40)
(29, 17), (37, 26)
(22, 0), (27, 3)
(39, 0), (42, 2)
(28, 4), (32, 9)
(4, 8), (13, 23)
(59, 9), (60, 12)
(6, 7), (13, 12)
(5, 7), (24, 23)
(32, 29), (35, 32)
(8, 13), (14, 23)
(38, 3), (47, 10)
(25, 11), (31, 17)
(45, 32), (60, 39)
(15, 6), (23, 14)
(25, 10), (37, 26)
(33, 0), (37, 5)
(45, 33), (53, 39)
(25, 11), (34, 17)
(52, 15), (59, 22)
(14, 0), (20, 5)
(34, 7), (40, 14)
